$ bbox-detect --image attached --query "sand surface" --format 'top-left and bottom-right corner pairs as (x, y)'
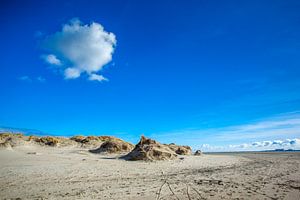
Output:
(0, 146), (300, 200)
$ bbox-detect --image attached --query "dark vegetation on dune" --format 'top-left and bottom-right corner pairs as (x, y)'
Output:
(89, 140), (134, 153)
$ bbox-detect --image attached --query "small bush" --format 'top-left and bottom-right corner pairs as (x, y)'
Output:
(82, 136), (100, 143)
(70, 135), (85, 143)
(28, 135), (39, 142)
(37, 136), (60, 146)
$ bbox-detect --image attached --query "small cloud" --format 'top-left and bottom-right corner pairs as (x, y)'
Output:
(35, 31), (44, 38)
(37, 76), (46, 82)
(64, 68), (81, 79)
(18, 76), (46, 83)
(19, 76), (32, 82)
(41, 18), (116, 82)
(88, 74), (108, 82)
(43, 54), (61, 66)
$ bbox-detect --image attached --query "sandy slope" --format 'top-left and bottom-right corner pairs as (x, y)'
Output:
(0, 146), (299, 200)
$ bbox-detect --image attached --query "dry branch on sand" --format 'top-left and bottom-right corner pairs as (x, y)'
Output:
(156, 170), (205, 200)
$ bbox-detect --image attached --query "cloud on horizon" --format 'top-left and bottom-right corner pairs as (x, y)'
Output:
(201, 138), (300, 152)
(149, 111), (300, 150)
(41, 18), (116, 82)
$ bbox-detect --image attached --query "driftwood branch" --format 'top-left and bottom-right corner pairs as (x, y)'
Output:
(156, 180), (166, 200)
(156, 170), (208, 200)
(166, 181), (180, 200)
(186, 184), (191, 200)
(190, 185), (205, 200)
(156, 170), (181, 200)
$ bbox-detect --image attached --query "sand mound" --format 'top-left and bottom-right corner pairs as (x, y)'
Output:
(0, 133), (26, 146)
(71, 136), (102, 148)
(0, 141), (13, 150)
(34, 136), (61, 146)
(123, 136), (177, 161)
(168, 143), (192, 155)
(0, 134), (66, 147)
(0, 133), (133, 149)
(89, 140), (134, 154)
(70, 135), (86, 143)
(28, 136), (77, 147)
(70, 135), (125, 148)
(194, 150), (202, 156)
(0, 133), (23, 140)
(5, 137), (28, 147)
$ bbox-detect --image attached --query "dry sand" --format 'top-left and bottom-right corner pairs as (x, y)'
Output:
(0, 145), (300, 200)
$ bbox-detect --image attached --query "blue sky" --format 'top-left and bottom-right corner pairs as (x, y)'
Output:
(0, 0), (300, 151)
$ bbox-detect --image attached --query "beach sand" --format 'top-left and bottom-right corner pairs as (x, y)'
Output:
(0, 146), (299, 199)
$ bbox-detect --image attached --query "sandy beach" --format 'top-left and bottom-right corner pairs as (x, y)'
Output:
(1, 145), (299, 200)
(2, 0), (300, 199)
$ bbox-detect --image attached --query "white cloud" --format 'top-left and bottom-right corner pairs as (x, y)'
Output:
(200, 138), (300, 152)
(19, 76), (32, 82)
(18, 76), (46, 83)
(88, 74), (108, 82)
(43, 54), (61, 65)
(37, 76), (46, 82)
(201, 138), (300, 152)
(200, 144), (225, 151)
(42, 18), (116, 82)
(64, 67), (81, 79)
